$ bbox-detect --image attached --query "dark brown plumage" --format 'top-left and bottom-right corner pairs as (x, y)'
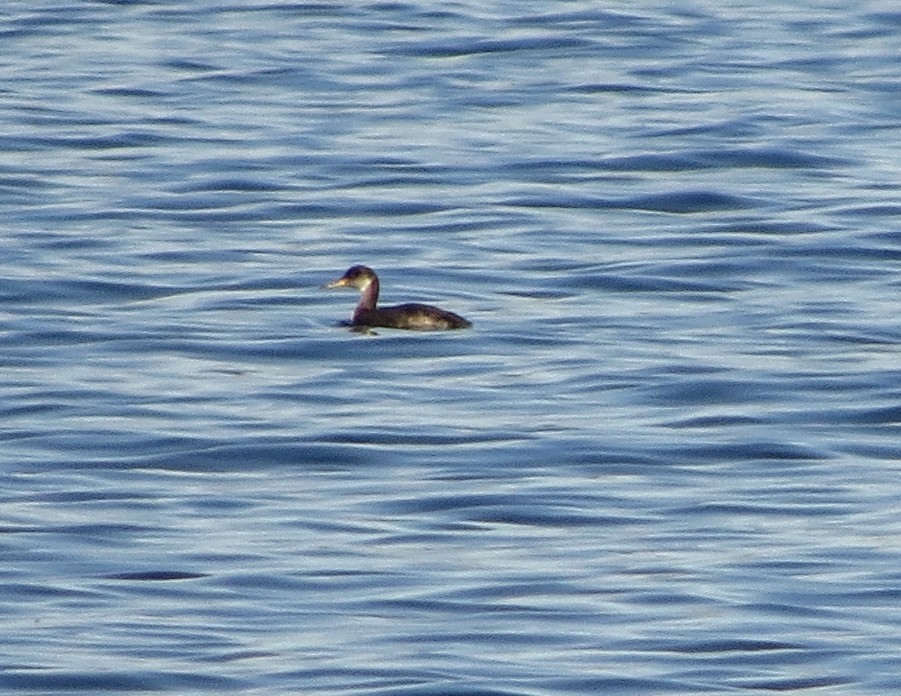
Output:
(322, 265), (471, 331)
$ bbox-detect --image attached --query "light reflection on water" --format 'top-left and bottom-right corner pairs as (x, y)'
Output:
(2, 1), (901, 694)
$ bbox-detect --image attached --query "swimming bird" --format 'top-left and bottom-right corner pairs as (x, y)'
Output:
(322, 265), (471, 331)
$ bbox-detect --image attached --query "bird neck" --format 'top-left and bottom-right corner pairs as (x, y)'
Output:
(357, 276), (379, 312)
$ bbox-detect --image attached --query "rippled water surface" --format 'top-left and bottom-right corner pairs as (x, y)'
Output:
(3, 1), (901, 694)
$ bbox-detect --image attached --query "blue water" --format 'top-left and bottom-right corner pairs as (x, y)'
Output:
(2, 1), (900, 694)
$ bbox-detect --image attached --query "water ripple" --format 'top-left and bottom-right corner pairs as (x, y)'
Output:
(2, 1), (900, 694)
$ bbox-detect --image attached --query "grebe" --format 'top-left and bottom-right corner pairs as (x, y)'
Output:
(322, 265), (471, 331)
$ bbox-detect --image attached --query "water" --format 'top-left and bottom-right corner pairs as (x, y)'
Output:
(2, 1), (900, 694)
